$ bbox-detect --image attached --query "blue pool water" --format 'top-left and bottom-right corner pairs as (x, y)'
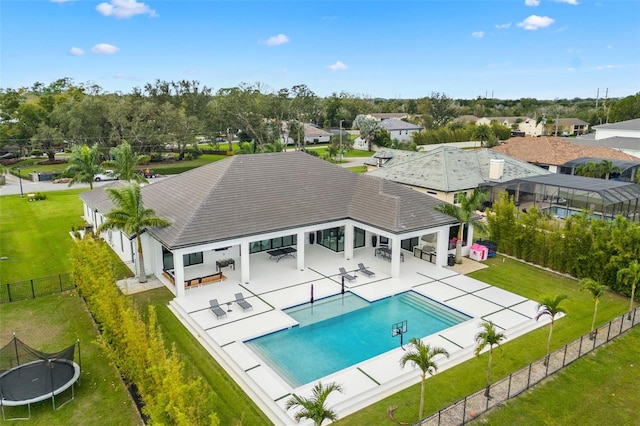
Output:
(542, 206), (605, 220)
(244, 292), (470, 387)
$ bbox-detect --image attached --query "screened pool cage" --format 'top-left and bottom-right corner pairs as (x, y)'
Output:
(482, 174), (640, 222)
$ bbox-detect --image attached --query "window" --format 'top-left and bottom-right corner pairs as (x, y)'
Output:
(184, 252), (203, 267)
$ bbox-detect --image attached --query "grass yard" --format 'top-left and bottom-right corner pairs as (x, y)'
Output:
(0, 189), (88, 283)
(337, 255), (632, 425)
(0, 291), (141, 425)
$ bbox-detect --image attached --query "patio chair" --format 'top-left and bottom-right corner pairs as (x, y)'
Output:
(235, 292), (253, 312)
(339, 267), (356, 283)
(357, 263), (375, 278)
(209, 299), (227, 319)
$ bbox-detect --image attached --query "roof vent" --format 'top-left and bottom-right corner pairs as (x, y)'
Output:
(489, 158), (505, 181)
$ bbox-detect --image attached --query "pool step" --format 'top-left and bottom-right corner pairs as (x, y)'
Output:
(399, 293), (469, 323)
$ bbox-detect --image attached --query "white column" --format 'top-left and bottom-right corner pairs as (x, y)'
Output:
(437, 228), (449, 267)
(390, 237), (401, 278)
(297, 231), (305, 271)
(467, 223), (475, 247)
(240, 242), (251, 284)
(343, 224), (354, 260)
(174, 253), (185, 298)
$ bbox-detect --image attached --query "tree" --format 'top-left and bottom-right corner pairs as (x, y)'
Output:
(474, 321), (506, 397)
(580, 278), (608, 338)
(399, 337), (449, 419)
(575, 161), (599, 178)
(608, 93), (640, 122)
(435, 188), (487, 264)
(105, 140), (150, 183)
(597, 159), (620, 180)
(65, 144), (102, 189)
(352, 114), (381, 151)
(472, 124), (493, 147)
(285, 381), (344, 426)
(617, 260), (640, 319)
(535, 294), (568, 365)
(98, 183), (171, 283)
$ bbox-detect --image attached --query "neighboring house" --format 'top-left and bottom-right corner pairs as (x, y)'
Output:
(280, 122), (332, 145)
(451, 115), (479, 124)
(476, 116), (544, 137)
(573, 118), (640, 158)
(491, 136), (640, 173)
(352, 118), (422, 150)
(552, 118), (589, 136)
(559, 157), (640, 182)
(80, 152), (459, 298)
(368, 113), (410, 121)
(366, 146), (551, 205)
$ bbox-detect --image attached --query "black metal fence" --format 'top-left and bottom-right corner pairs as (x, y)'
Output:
(0, 273), (75, 303)
(417, 307), (640, 426)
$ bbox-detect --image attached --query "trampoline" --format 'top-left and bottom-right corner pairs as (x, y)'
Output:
(0, 335), (81, 420)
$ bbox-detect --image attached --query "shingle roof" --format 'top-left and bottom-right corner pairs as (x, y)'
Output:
(572, 136), (640, 151)
(491, 136), (640, 165)
(378, 119), (423, 131)
(366, 146), (550, 192)
(593, 118), (640, 131)
(81, 152), (456, 249)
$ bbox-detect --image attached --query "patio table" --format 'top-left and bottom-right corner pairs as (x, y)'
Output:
(266, 247), (297, 262)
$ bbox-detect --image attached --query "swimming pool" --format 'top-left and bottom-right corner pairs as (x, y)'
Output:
(542, 206), (605, 220)
(244, 292), (470, 387)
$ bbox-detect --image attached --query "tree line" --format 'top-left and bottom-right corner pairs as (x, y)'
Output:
(2, 78), (638, 160)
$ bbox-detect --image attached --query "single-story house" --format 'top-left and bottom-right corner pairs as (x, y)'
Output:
(353, 119), (423, 149)
(80, 152), (460, 298)
(280, 123), (332, 145)
(491, 136), (640, 173)
(573, 118), (640, 158)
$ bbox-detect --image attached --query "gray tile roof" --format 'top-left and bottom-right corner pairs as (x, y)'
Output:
(366, 146), (551, 192)
(82, 152), (456, 249)
(378, 119), (423, 131)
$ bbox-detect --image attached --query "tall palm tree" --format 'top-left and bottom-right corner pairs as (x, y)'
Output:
(285, 381), (344, 426)
(597, 159), (620, 180)
(575, 161), (599, 178)
(435, 188), (487, 264)
(580, 278), (608, 339)
(617, 260), (640, 319)
(472, 124), (493, 147)
(352, 114), (381, 152)
(535, 294), (568, 366)
(104, 140), (150, 183)
(65, 144), (102, 189)
(474, 321), (506, 397)
(98, 183), (171, 283)
(399, 337), (450, 419)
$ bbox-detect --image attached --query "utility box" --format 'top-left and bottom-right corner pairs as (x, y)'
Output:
(469, 243), (489, 261)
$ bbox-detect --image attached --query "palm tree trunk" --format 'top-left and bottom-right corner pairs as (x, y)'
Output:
(419, 375), (425, 419)
(455, 227), (463, 264)
(629, 284), (637, 320)
(545, 322), (553, 366)
(590, 300), (598, 339)
(136, 235), (147, 283)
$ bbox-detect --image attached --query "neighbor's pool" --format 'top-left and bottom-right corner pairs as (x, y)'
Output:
(244, 292), (470, 387)
(542, 206), (605, 220)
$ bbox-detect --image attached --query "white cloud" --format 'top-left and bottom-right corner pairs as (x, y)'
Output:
(263, 34), (290, 47)
(525, 0), (540, 6)
(91, 43), (119, 54)
(69, 47), (84, 56)
(597, 64), (622, 70)
(555, 0), (579, 5)
(471, 31), (485, 39)
(327, 61), (348, 71)
(495, 23), (512, 29)
(517, 15), (555, 30)
(96, 0), (157, 19)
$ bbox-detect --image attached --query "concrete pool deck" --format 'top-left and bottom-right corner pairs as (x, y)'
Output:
(166, 245), (549, 425)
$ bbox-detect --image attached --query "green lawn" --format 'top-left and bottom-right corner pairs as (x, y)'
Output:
(336, 256), (632, 425)
(0, 189), (88, 282)
(0, 292), (141, 425)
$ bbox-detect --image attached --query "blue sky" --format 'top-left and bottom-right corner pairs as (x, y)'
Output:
(2, 0), (639, 100)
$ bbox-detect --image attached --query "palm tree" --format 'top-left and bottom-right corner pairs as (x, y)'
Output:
(98, 183), (171, 283)
(474, 321), (506, 397)
(435, 188), (487, 264)
(399, 337), (450, 419)
(617, 260), (640, 319)
(65, 144), (102, 189)
(597, 159), (620, 180)
(352, 114), (381, 151)
(285, 381), (344, 425)
(575, 161), (599, 178)
(535, 294), (568, 366)
(104, 140), (150, 183)
(580, 278), (608, 339)
(472, 124), (493, 147)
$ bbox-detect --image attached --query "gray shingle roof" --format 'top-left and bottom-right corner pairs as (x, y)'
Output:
(367, 146), (551, 192)
(593, 118), (640, 131)
(378, 119), (423, 131)
(572, 136), (640, 150)
(82, 152), (456, 249)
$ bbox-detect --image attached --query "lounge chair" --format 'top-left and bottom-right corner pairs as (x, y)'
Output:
(235, 292), (253, 312)
(209, 299), (227, 319)
(357, 263), (375, 278)
(339, 267), (356, 282)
